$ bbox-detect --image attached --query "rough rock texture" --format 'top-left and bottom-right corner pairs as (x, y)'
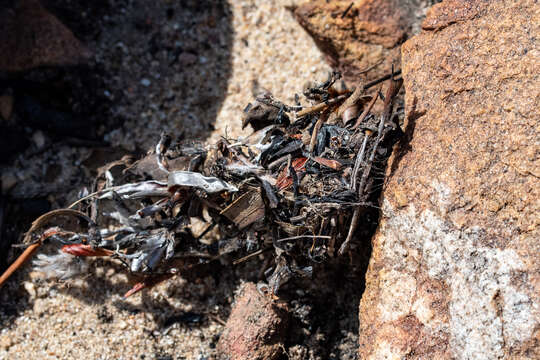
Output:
(421, 0), (486, 31)
(294, 0), (436, 83)
(217, 283), (289, 360)
(0, 0), (91, 72)
(359, 0), (540, 359)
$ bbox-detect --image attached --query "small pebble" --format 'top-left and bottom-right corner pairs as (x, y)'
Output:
(0, 94), (14, 120)
(178, 52), (198, 66)
(0, 335), (13, 350)
(33, 299), (48, 315)
(1, 172), (17, 193)
(117, 320), (128, 330)
(23, 282), (37, 299)
(32, 130), (46, 149)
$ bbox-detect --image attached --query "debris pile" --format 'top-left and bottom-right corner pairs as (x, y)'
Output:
(0, 71), (403, 298)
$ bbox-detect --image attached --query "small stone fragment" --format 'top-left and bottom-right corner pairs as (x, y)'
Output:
(32, 298), (48, 315)
(23, 281), (37, 299)
(0, 335), (13, 350)
(178, 52), (198, 66)
(0, 95), (14, 120)
(32, 131), (46, 149)
(217, 282), (289, 360)
(1, 172), (18, 193)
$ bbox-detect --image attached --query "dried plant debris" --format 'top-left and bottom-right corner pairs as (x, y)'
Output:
(0, 71), (403, 299)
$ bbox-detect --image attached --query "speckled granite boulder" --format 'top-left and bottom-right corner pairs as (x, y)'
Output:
(294, 0), (433, 83)
(358, 0), (540, 359)
(217, 282), (289, 360)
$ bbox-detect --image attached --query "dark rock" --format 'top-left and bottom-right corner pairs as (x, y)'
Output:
(0, 0), (91, 72)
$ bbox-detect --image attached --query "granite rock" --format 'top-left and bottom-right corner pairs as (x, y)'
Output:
(421, 0), (487, 31)
(359, 0), (540, 358)
(294, 0), (434, 83)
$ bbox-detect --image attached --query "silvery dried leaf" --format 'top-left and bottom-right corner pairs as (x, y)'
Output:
(168, 171), (238, 193)
(114, 231), (174, 272)
(98, 181), (168, 200)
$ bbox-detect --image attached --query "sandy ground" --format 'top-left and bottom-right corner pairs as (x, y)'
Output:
(1, 1), (338, 359)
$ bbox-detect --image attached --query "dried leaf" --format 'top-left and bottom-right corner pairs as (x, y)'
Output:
(168, 171), (238, 193)
(220, 188), (265, 229)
